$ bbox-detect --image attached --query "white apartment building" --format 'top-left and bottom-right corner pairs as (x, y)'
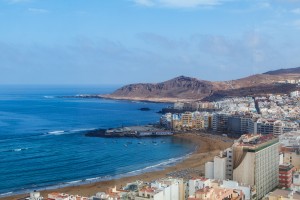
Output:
(188, 177), (211, 197)
(205, 162), (214, 179)
(135, 178), (184, 200)
(213, 153), (227, 180)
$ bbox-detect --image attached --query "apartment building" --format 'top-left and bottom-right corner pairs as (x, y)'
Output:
(227, 115), (254, 136)
(188, 177), (211, 197)
(212, 113), (229, 133)
(135, 178), (184, 200)
(281, 146), (300, 169)
(279, 163), (295, 189)
(232, 134), (279, 199)
(256, 119), (285, 135)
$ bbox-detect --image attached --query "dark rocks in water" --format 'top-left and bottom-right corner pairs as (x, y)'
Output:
(85, 129), (106, 137)
(139, 107), (151, 111)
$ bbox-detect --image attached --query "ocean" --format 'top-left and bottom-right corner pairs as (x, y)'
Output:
(0, 85), (195, 197)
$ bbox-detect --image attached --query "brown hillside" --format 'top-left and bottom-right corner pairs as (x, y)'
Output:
(101, 67), (300, 102)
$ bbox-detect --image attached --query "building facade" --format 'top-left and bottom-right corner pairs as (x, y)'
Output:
(279, 163), (295, 189)
(232, 134), (279, 200)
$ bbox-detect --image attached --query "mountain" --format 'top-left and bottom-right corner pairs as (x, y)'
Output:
(111, 76), (218, 99)
(263, 66), (300, 75)
(101, 67), (300, 102)
(101, 76), (227, 102)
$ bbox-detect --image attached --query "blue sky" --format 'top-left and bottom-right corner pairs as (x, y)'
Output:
(1, 0), (300, 85)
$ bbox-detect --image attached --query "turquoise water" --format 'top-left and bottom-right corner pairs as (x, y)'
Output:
(0, 85), (195, 196)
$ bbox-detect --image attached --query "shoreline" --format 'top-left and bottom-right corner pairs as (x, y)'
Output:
(0, 149), (193, 198)
(0, 133), (233, 200)
(99, 95), (199, 103)
(63, 94), (197, 103)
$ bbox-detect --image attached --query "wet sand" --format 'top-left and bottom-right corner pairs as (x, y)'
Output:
(1, 133), (233, 200)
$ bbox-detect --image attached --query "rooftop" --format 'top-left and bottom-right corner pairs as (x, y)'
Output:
(140, 187), (156, 193)
(279, 163), (295, 172)
(268, 189), (300, 199)
(235, 134), (279, 152)
(191, 177), (209, 181)
(238, 134), (277, 146)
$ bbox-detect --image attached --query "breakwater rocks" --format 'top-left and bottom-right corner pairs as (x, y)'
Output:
(85, 125), (173, 138)
(138, 107), (151, 111)
(85, 129), (107, 137)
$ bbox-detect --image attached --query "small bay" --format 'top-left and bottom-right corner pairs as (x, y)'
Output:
(0, 85), (194, 196)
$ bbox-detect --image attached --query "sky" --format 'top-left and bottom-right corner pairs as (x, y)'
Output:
(1, 0), (300, 85)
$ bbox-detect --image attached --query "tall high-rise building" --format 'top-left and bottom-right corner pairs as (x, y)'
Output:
(232, 134), (279, 200)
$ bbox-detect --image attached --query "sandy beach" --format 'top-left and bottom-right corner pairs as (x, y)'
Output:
(1, 133), (233, 200)
(98, 95), (195, 103)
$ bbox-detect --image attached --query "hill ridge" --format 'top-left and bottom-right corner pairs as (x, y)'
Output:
(102, 67), (300, 102)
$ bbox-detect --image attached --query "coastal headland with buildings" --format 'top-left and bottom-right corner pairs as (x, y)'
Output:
(4, 89), (300, 199)
(3, 85), (300, 199)
(3, 0), (300, 197)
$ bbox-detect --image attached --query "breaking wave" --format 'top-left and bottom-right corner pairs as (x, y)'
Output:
(43, 96), (55, 99)
(46, 128), (96, 136)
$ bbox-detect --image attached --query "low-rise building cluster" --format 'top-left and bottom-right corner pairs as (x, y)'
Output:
(279, 130), (300, 170)
(161, 93), (300, 137)
(276, 79), (300, 85)
(25, 178), (253, 200)
(256, 94), (300, 120)
(25, 192), (89, 200)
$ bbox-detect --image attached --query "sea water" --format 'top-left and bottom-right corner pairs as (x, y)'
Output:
(0, 85), (195, 196)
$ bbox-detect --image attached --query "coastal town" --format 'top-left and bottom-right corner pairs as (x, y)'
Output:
(8, 87), (300, 200)
(4, 0), (300, 199)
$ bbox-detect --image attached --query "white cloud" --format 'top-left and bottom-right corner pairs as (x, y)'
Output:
(258, 2), (271, 9)
(132, 0), (226, 8)
(291, 8), (300, 14)
(28, 8), (49, 13)
(134, 0), (154, 6)
(1, 31), (300, 84)
(292, 19), (300, 28)
(277, 0), (300, 3)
